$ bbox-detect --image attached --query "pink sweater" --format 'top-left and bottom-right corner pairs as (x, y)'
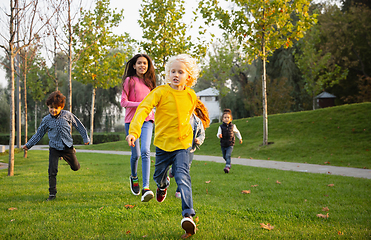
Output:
(121, 76), (155, 123)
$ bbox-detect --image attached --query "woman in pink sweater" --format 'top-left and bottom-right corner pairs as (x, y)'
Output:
(121, 54), (156, 202)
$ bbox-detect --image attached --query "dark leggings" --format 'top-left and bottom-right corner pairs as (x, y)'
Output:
(48, 146), (80, 195)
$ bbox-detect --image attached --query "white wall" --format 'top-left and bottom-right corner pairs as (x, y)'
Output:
(199, 96), (221, 122)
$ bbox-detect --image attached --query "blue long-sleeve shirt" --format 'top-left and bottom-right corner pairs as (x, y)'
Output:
(25, 110), (90, 150)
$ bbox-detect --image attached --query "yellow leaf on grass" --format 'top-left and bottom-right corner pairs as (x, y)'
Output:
(276, 180), (281, 184)
(124, 204), (135, 209)
(194, 216), (199, 224)
(322, 207), (329, 212)
(8, 207), (17, 211)
(251, 184), (259, 187)
(260, 223), (274, 230)
(316, 213), (329, 218)
(181, 233), (192, 239)
(241, 190), (251, 194)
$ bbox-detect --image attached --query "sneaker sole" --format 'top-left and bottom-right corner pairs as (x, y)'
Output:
(181, 218), (196, 235)
(141, 191), (154, 202)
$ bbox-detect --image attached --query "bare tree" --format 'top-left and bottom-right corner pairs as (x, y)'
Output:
(0, 0), (55, 176)
(45, 0), (92, 112)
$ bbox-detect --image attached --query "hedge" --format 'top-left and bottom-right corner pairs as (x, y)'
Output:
(0, 133), (122, 146)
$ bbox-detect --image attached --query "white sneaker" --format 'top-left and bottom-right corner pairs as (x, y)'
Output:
(181, 215), (196, 235)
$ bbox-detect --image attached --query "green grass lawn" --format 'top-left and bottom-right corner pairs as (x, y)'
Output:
(1, 150), (370, 239)
(78, 102), (371, 169)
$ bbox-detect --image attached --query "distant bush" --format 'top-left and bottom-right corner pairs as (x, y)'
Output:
(0, 133), (122, 145)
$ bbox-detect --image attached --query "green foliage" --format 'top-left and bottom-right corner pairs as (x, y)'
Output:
(294, 24), (348, 109)
(0, 151), (370, 239)
(315, 3), (371, 104)
(198, 0), (317, 63)
(139, 0), (207, 82)
(73, 0), (132, 89)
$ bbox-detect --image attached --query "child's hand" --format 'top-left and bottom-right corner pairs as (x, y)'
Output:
(22, 145), (28, 150)
(126, 134), (136, 147)
(218, 134), (222, 138)
(239, 139), (243, 144)
(194, 138), (200, 145)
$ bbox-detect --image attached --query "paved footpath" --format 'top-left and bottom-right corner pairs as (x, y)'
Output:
(1, 145), (370, 179)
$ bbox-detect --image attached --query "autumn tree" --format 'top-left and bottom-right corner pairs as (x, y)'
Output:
(198, 0), (316, 145)
(0, 0), (54, 176)
(139, 0), (207, 84)
(72, 0), (132, 144)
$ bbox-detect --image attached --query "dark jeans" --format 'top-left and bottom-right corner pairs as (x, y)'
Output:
(154, 147), (195, 217)
(221, 146), (234, 168)
(48, 146), (80, 195)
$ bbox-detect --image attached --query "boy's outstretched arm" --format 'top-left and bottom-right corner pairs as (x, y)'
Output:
(126, 134), (136, 147)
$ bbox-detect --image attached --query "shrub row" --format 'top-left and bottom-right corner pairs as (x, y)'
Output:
(0, 133), (122, 146)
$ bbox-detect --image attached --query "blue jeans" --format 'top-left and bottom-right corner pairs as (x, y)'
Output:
(221, 146), (233, 168)
(125, 121), (153, 188)
(154, 147), (195, 217)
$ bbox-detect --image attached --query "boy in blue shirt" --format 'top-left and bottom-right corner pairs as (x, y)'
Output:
(23, 91), (90, 201)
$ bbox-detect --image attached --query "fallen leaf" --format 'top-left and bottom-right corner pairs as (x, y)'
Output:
(337, 231), (343, 235)
(276, 180), (281, 184)
(304, 199), (307, 202)
(328, 172), (332, 174)
(10, 219), (15, 222)
(324, 162), (330, 164)
(151, 160), (154, 163)
(251, 184), (258, 187)
(126, 230), (131, 234)
(124, 204), (135, 209)
(327, 184), (334, 187)
(260, 223), (274, 230)
(142, 235), (147, 238)
(194, 216), (199, 224)
(322, 207), (329, 212)
(268, 158), (270, 160)
(316, 213), (329, 218)
(238, 156), (240, 158)
(206, 188), (208, 194)
(99, 207), (104, 210)
(181, 233), (192, 239)
(241, 190), (251, 194)
(250, 157), (253, 159)
(204, 163), (207, 165)
(8, 207), (17, 211)
(205, 180), (211, 184)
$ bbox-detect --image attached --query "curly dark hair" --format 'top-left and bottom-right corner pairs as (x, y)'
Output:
(46, 91), (66, 108)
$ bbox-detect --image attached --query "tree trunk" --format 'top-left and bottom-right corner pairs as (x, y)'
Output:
(35, 101), (37, 133)
(16, 5), (21, 149)
(8, 0), (16, 176)
(262, 26), (268, 146)
(67, 0), (72, 113)
(89, 87), (96, 145)
(23, 57), (28, 158)
(54, 35), (58, 91)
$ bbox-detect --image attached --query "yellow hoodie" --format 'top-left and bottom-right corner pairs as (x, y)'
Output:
(129, 84), (197, 152)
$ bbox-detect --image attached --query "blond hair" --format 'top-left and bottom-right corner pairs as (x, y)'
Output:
(165, 54), (200, 87)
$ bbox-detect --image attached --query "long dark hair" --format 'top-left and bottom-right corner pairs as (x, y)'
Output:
(122, 54), (156, 91)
